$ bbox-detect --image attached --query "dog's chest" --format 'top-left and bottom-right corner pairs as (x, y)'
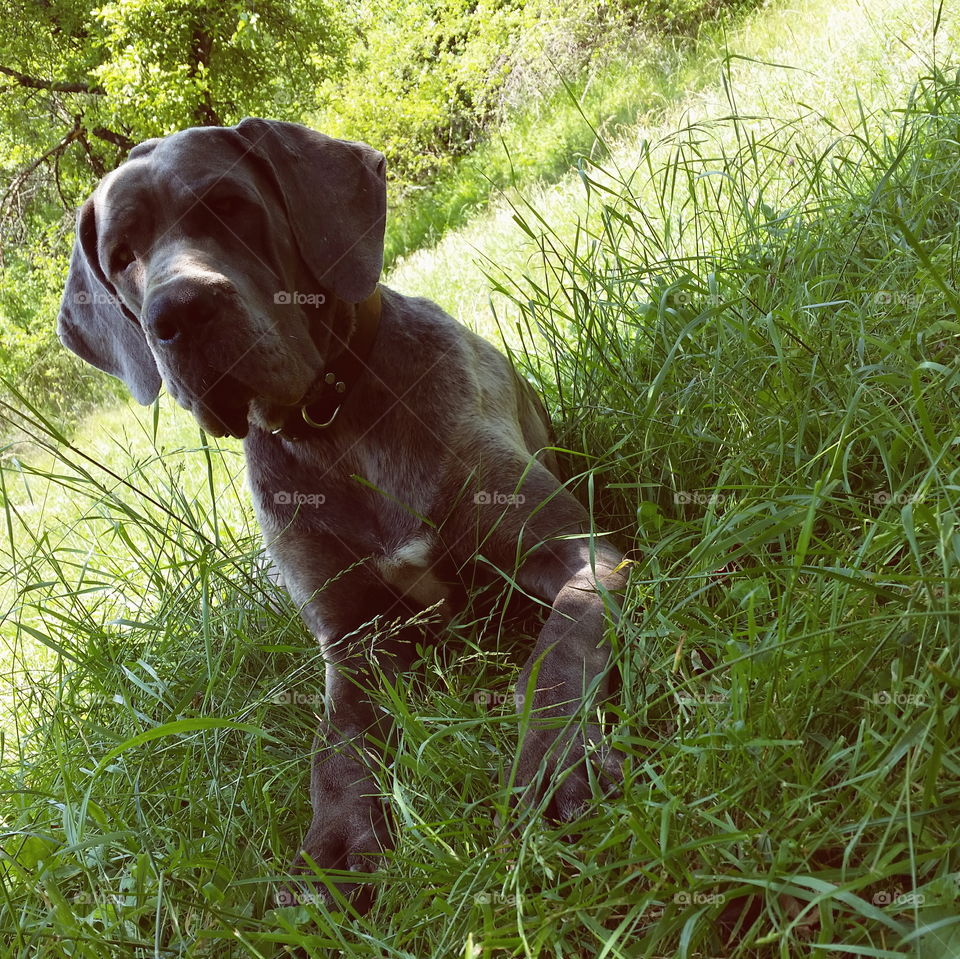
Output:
(342, 448), (450, 605)
(247, 428), (450, 605)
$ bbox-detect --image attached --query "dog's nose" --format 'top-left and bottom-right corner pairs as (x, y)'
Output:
(144, 283), (221, 343)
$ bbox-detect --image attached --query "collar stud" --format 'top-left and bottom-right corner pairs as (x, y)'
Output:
(276, 285), (382, 439)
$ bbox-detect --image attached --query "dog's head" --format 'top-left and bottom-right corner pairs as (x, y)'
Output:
(57, 118), (386, 438)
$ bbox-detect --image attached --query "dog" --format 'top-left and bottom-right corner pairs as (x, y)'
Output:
(57, 118), (626, 906)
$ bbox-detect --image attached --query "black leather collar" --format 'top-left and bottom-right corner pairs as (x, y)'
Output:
(272, 285), (382, 440)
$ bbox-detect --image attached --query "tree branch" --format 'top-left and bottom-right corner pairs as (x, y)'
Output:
(0, 118), (83, 222)
(188, 25), (222, 126)
(0, 64), (103, 95)
(77, 130), (107, 178)
(91, 126), (136, 152)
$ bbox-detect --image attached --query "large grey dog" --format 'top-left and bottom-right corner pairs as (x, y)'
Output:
(57, 118), (625, 905)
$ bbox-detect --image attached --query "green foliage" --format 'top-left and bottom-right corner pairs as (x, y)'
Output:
(317, 0), (642, 186)
(0, 0), (348, 221)
(88, 0), (348, 137)
(623, 0), (758, 33)
(381, 52), (683, 267)
(0, 231), (122, 424)
(318, 0), (760, 191)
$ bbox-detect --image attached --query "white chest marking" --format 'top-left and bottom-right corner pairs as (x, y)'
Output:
(375, 535), (449, 608)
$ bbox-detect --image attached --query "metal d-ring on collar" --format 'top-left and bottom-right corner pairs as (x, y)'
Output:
(280, 285), (382, 435)
(301, 371), (348, 429)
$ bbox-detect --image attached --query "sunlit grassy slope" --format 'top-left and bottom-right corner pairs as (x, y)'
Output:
(390, 0), (959, 342)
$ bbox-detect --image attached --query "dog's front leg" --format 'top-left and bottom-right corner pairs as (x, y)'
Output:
(291, 656), (391, 910)
(514, 538), (626, 822)
(270, 536), (434, 909)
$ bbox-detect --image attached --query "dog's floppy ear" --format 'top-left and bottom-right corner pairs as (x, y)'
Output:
(234, 117), (386, 304)
(57, 196), (161, 405)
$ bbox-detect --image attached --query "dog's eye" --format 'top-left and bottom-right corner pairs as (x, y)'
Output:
(206, 194), (246, 217)
(111, 244), (136, 272)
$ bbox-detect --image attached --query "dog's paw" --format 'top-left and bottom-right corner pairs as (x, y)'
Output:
(515, 722), (622, 823)
(283, 792), (390, 914)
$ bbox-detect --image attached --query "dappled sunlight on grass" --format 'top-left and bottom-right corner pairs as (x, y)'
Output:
(0, 394), (256, 751)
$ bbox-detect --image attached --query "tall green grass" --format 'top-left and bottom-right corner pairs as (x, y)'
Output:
(489, 58), (960, 956)
(2, 5), (959, 958)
